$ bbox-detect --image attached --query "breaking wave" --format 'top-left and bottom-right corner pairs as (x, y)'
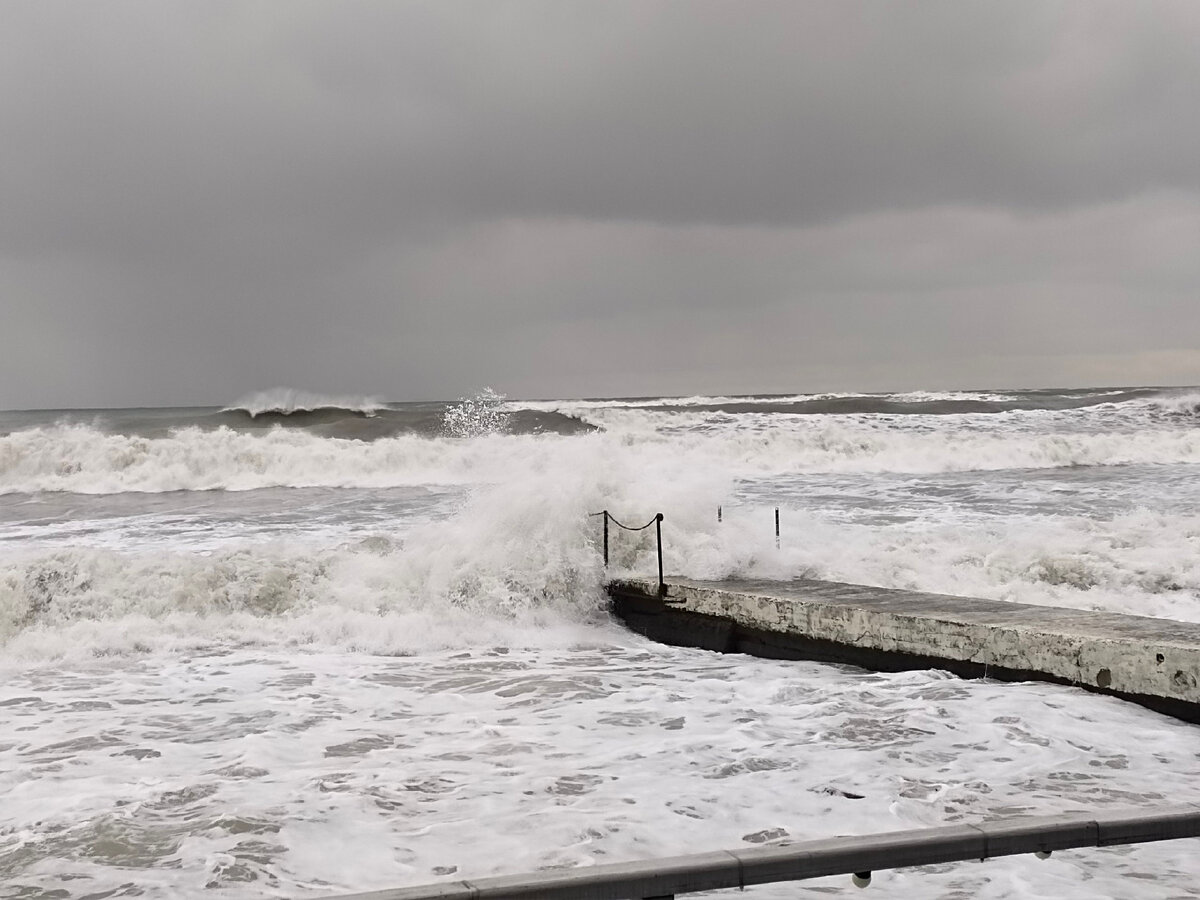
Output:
(224, 388), (388, 418)
(0, 481), (614, 660)
(0, 543), (610, 661)
(4, 493), (1200, 664)
(1147, 391), (1200, 419)
(2, 417), (1200, 496)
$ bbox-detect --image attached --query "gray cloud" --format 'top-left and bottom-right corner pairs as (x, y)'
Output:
(1, 1), (1198, 406)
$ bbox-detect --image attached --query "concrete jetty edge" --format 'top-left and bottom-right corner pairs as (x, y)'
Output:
(608, 577), (1200, 725)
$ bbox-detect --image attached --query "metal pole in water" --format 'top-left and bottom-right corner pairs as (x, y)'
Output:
(655, 513), (665, 595)
(602, 510), (609, 567)
(775, 507), (780, 549)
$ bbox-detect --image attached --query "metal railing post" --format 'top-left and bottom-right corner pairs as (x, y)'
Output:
(590, 509), (663, 584)
(655, 513), (665, 596)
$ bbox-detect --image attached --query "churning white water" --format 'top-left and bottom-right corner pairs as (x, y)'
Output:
(1, 387), (1199, 898)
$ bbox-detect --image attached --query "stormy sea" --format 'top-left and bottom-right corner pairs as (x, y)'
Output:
(2, 385), (1199, 899)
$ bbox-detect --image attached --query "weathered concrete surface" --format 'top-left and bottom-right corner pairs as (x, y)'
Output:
(609, 577), (1200, 723)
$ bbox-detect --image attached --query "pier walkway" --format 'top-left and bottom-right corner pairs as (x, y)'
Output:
(608, 577), (1200, 724)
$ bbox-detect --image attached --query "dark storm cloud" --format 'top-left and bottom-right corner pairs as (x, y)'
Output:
(1, 1), (1198, 406)
(8, 1), (1199, 239)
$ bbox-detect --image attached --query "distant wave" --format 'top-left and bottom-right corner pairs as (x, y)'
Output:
(610, 388), (1166, 417)
(531, 387), (1177, 418)
(224, 388), (388, 418)
(211, 390), (593, 439)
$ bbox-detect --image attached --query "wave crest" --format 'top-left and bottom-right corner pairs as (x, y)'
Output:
(224, 388), (387, 418)
(1147, 391), (1200, 418)
(4, 416), (1200, 496)
(0, 522), (609, 660)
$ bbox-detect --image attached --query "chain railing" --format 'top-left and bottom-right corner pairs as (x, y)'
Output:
(590, 505), (785, 594)
(590, 510), (665, 596)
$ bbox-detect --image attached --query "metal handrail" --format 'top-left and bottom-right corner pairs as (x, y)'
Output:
(315, 804), (1200, 900)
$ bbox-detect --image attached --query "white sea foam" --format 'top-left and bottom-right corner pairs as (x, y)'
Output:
(0, 485), (611, 661)
(522, 389), (1038, 410)
(0, 425), (547, 494)
(520, 392), (865, 410)
(2, 468), (1199, 669)
(2, 645), (1198, 899)
(1147, 390), (1200, 416)
(660, 507), (1200, 622)
(2, 412), (1199, 497)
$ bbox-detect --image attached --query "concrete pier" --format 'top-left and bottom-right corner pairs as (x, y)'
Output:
(608, 577), (1200, 724)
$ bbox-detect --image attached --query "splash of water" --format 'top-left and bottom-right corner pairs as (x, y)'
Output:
(442, 388), (511, 438)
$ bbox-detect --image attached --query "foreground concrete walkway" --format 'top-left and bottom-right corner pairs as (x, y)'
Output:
(609, 577), (1200, 724)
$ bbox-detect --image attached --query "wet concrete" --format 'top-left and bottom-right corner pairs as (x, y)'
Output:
(609, 577), (1200, 724)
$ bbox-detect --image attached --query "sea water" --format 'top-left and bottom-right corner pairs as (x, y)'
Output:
(2, 386), (1199, 898)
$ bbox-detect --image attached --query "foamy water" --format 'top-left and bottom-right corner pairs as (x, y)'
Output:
(1, 387), (1198, 898)
(4, 646), (1199, 899)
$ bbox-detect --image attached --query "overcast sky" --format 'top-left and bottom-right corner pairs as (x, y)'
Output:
(3, 1), (1199, 407)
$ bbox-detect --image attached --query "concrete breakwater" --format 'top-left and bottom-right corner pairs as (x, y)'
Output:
(608, 577), (1200, 724)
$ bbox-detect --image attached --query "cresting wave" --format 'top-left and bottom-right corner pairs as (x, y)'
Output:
(3, 500), (1199, 664)
(0, 425), (599, 494)
(2, 418), (1199, 495)
(1149, 391), (1200, 418)
(224, 388), (388, 417)
(0, 475), (616, 660)
(0, 545), (611, 662)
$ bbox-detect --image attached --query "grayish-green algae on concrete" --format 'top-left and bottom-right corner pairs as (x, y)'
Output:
(609, 577), (1200, 723)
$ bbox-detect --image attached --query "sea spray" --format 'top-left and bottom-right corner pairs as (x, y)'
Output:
(3, 644), (1198, 898)
(442, 387), (511, 437)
